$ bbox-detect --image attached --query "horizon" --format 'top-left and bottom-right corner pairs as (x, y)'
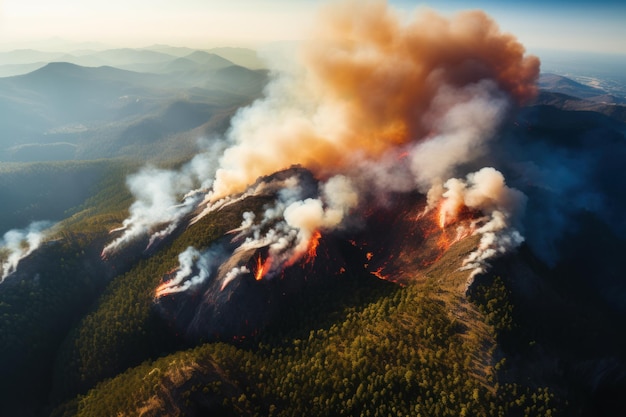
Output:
(1, 0), (625, 56)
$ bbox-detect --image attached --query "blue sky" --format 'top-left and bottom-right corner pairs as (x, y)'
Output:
(0, 0), (624, 54)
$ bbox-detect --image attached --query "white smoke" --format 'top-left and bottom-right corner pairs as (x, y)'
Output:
(228, 174), (358, 279)
(1, 221), (56, 281)
(102, 144), (225, 257)
(409, 81), (510, 194)
(155, 245), (228, 297)
(105, 2), (539, 290)
(220, 266), (250, 291)
(433, 167), (527, 283)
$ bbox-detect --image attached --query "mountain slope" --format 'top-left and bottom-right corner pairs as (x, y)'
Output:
(539, 73), (608, 99)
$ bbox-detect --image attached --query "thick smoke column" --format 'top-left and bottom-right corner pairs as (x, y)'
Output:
(107, 0), (539, 285)
(209, 1), (539, 200)
(0, 221), (55, 281)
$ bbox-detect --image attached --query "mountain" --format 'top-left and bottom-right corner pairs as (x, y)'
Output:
(536, 73), (626, 123)
(207, 47), (266, 69)
(0, 61), (267, 162)
(535, 91), (626, 124)
(142, 44), (198, 57)
(2, 33), (626, 417)
(0, 62), (48, 78)
(0, 49), (66, 65)
(1, 96), (625, 416)
(160, 52), (235, 74)
(79, 48), (176, 67)
(539, 73), (609, 99)
(0, 46), (266, 78)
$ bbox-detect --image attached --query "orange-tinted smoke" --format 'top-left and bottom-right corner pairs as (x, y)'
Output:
(210, 1), (539, 199)
(309, 1), (539, 138)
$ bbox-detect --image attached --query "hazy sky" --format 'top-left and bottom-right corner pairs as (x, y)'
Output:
(1, 0), (625, 54)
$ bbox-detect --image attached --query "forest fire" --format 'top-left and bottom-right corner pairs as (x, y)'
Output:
(304, 231), (322, 265)
(106, 0), (539, 344)
(254, 254), (270, 281)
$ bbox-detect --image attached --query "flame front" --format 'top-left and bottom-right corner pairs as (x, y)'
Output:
(254, 254), (265, 281)
(304, 231), (322, 265)
(254, 254), (273, 281)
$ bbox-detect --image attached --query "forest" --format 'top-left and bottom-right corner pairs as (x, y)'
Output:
(2, 43), (626, 417)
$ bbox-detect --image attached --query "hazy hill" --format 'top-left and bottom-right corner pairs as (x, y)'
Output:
(142, 44), (198, 57)
(535, 91), (626, 124)
(0, 45), (265, 78)
(539, 73), (608, 99)
(536, 73), (626, 123)
(0, 61), (267, 162)
(80, 48), (175, 66)
(160, 52), (235, 74)
(0, 49), (66, 65)
(0, 62), (48, 78)
(208, 47), (266, 69)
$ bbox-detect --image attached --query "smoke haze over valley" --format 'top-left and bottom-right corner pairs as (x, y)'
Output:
(1, 1), (626, 416)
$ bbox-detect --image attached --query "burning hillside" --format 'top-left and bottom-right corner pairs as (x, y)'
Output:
(153, 166), (489, 340)
(100, 1), (539, 339)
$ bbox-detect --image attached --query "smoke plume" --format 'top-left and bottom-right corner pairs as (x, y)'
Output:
(106, 0), (540, 287)
(433, 167), (527, 280)
(102, 143), (225, 257)
(0, 221), (55, 281)
(155, 246), (229, 297)
(209, 2), (538, 200)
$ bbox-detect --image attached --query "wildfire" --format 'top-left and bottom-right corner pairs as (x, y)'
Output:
(435, 204), (474, 252)
(154, 266), (185, 298)
(155, 281), (170, 298)
(305, 231), (322, 264)
(438, 209), (448, 229)
(371, 266), (388, 281)
(254, 254), (271, 281)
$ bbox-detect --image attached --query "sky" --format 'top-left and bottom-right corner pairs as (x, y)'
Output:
(0, 0), (625, 55)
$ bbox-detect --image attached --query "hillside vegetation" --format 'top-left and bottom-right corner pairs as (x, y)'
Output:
(53, 237), (560, 417)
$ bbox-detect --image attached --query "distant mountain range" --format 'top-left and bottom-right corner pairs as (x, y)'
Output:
(0, 57), (268, 163)
(0, 46), (266, 78)
(536, 73), (626, 123)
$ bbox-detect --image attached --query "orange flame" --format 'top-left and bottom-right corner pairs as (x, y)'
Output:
(371, 266), (388, 281)
(154, 267), (183, 298)
(305, 231), (322, 264)
(155, 282), (170, 298)
(438, 209), (448, 229)
(254, 254), (272, 281)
